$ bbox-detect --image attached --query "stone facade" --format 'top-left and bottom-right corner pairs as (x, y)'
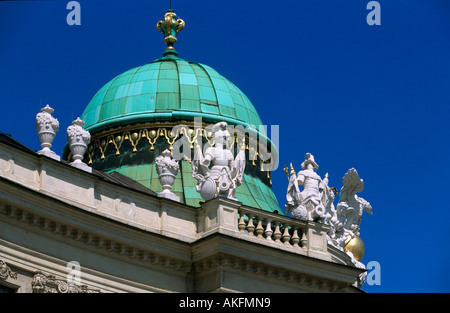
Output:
(0, 136), (364, 293)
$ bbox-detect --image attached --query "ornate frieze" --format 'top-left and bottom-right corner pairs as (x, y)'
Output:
(0, 259), (17, 281)
(85, 123), (273, 185)
(31, 271), (100, 293)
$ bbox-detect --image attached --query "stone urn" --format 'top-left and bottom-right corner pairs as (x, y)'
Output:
(67, 117), (91, 172)
(155, 149), (180, 201)
(36, 105), (60, 160)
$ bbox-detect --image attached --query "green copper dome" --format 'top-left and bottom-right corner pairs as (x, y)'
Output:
(75, 10), (282, 214)
(81, 55), (264, 134)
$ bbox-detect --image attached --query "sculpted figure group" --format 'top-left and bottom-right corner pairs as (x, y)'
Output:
(191, 122), (246, 202)
(285, 153), (373, 268)
(152, 121), (373, 282)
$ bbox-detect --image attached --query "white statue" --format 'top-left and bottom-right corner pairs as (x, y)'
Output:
(67, 117), (91, 173)
(191, 122), (245, 201)
(322, 173), (339, 230)
(287, 159), (373, 284)
(36, 105), (60, 161)
(327, 168), (373, 251)
(285, 153), (328, 221)
(338, 168), (373, 231)
(285, 163), (307, 220)
(326, 168), (373, 284)
(155, 149), (180, 202)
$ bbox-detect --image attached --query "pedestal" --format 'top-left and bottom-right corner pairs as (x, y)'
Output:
(37, 149), (61, 161)
(199, 196), (241, 234)
(158, 190), (180, 202)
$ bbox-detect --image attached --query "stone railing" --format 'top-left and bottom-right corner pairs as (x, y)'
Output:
(238, 205), (307, 249)
(198, 197), (332, 261)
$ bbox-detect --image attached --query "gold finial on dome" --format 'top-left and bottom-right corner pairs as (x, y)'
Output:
(156, 9), (185, 55)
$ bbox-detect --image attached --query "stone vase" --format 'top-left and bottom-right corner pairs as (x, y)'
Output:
(69, 142), (87, 164)
(37, 129), (56, 152)
(67, 117), (91, 172)
(36, 105), (60, 161)
(155, 149), (180, 201)
(158, 170), (177, 194)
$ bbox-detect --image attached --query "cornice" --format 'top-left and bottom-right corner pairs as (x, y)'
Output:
(0, 200), (192, 277)
(191, 232), (364, 287)
(191, 252), (349, 293)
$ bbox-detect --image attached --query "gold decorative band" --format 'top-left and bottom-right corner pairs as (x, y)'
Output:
(86, 122), (274, 183)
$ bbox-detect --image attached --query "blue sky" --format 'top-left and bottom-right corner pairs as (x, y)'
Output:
(1, 0), (449, 293)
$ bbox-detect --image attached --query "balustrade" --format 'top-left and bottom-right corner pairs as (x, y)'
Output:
(237, 206), (309, 250)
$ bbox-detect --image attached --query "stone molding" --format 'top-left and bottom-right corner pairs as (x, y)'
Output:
(0, 239), (175, 293)
(191, 252), (348, 293)
(0, 202), (191, 276)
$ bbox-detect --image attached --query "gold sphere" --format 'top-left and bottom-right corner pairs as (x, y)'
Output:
(344, 235), (365, 262)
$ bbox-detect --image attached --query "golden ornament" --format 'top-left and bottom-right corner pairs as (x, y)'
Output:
(344, 235), (365, 262)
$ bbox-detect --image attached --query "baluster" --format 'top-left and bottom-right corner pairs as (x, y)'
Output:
(273, 222), (282, 243)
(255, 217), (264, 238)
(265, 220), (273, 241)
(291, 227), (300, 248)
(282, 225), (291, 245)
(238, 212), (246, 233)
(246, 215), (255, 236)
(300, 228), (308, 250)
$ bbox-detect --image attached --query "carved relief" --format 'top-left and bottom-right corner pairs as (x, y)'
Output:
(0, 259), (18, 280)
(31, 271), (100, 293)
